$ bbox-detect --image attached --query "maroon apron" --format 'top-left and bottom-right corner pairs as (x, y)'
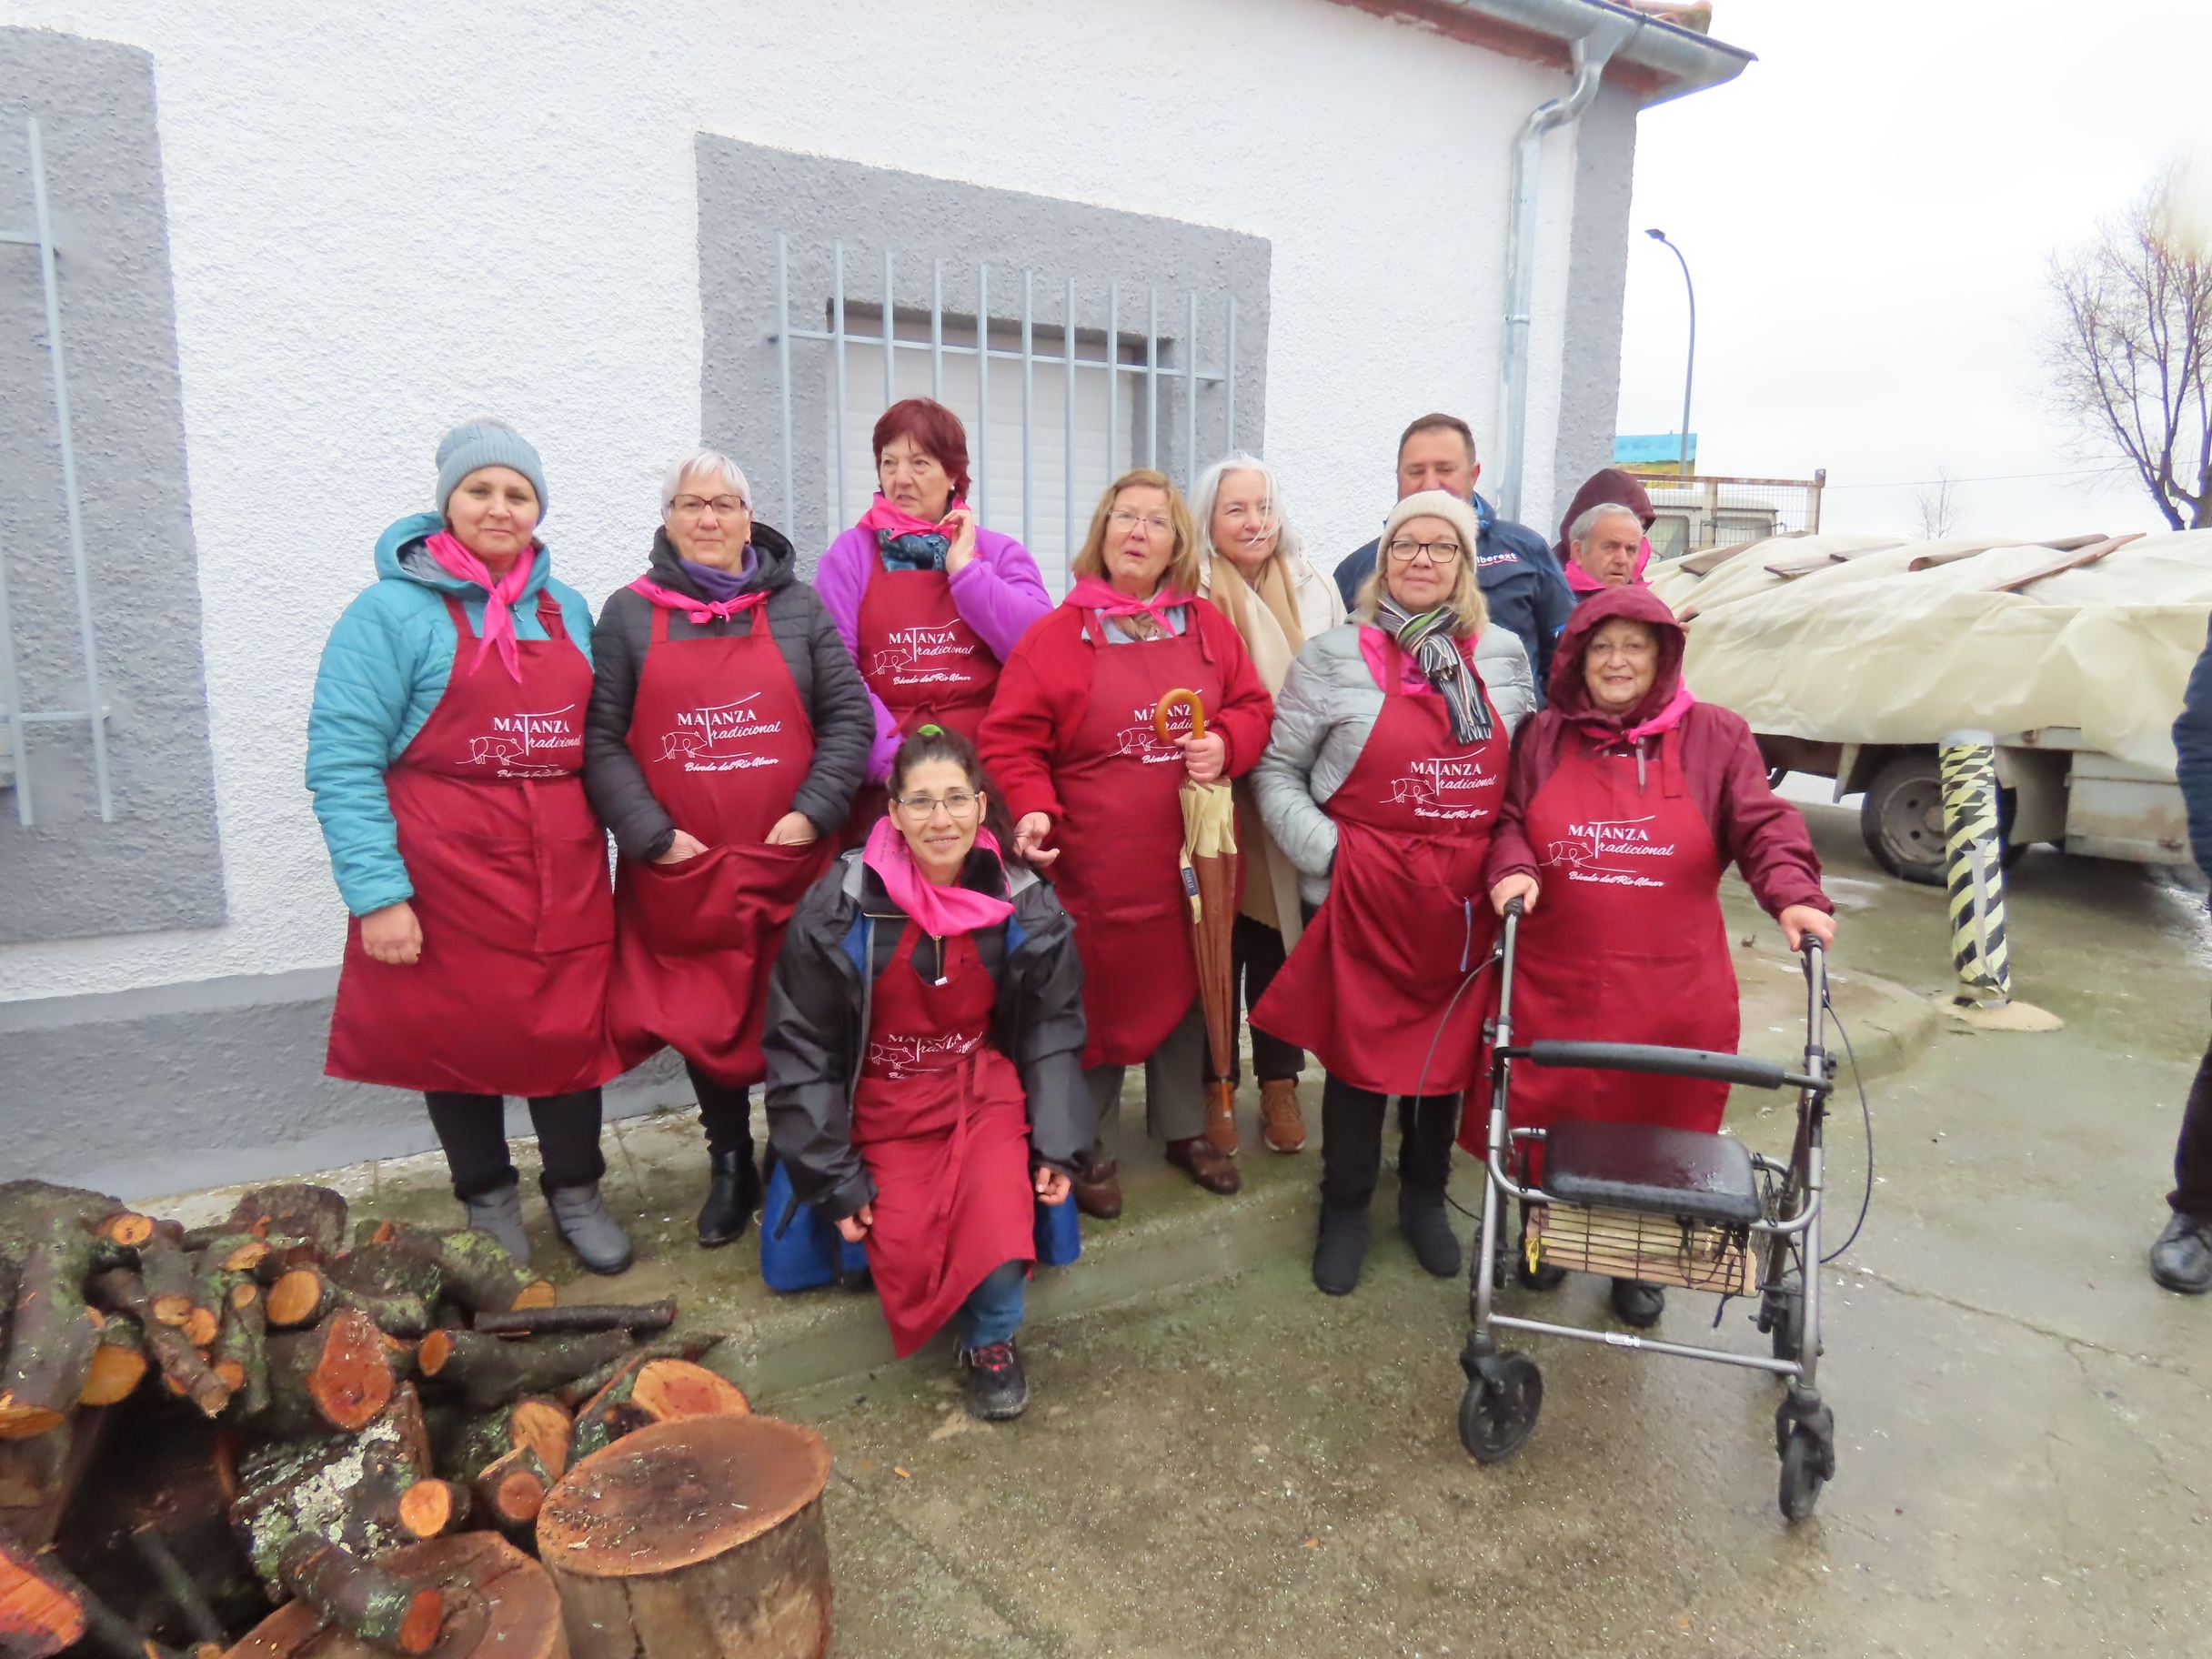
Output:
(851, 926), (1036, 1356)
(1254, 648), (1506, 1096)
(327, 592), (615, 1096)
(1463, 724), (1735, 1174)
(606, 604), (831, 1086)
(1050, 614), (1222, 1070)
(843, 560), (1003, 847)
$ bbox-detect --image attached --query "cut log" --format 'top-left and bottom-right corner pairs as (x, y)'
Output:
(396, 1481), (467, 1541)
(264, 1271), (327, 1332)
(326, 1246), (443, 1341)
(358, 1227), (552, 1316)
(233, 1391), (435, 1600)
(195, 1236), (275, 1279)
(0, 1207), (106, 1438)
(87, 1270), (233, 1419)
(277, 1540), (443, 1657)
(470, 1302), (675, 1340)
(556, 1336), (725, 1411)
(466, 1448), (548, 1537)
(0, 1409), (106, 1554)
(416, 1332), (631, 1414)
(440, 1399), (571, 1487)
(80, 1313), (150, 1407)
(261, 1310), (392, 1439)
(569, 1361), (748, 1463)
(214, 1292), (270, 1423)
(0, 1182), (151, 1258)
(136, 1233), (206, 1332)
(538, 1416), (832, 1659)
(224, 1533), (562, 1659)
(0, 1533), (86, 1659)
(207, 1188), (349, 1260)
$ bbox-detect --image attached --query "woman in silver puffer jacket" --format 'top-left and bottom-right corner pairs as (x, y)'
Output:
(1250, 490), (1537, 1296)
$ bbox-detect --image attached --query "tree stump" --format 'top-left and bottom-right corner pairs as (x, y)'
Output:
(224, 1533), (561, 1659)
(537, 1416), (831, 1659)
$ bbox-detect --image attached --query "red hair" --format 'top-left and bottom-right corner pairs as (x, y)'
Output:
(871, 398), (971, 500)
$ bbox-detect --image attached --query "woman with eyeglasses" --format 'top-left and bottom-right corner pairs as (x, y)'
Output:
(815, 398), (1053, 842)
(980, 469), (1274, 1213)
(1251, 490), (1537, 1296)
(765, 725), (1090, 1421)
(584, 447), (873, 1250)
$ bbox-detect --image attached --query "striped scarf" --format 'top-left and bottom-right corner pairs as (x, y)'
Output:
(1374, 596), (1491, 742)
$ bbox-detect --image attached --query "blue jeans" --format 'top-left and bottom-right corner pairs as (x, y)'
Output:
(955, 1259), (1028, 1349)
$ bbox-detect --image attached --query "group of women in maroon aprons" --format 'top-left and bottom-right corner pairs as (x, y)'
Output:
(309, 407), (1835, 1423)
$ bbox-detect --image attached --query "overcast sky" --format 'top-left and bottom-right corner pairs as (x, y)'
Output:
(1615, 0), (2207, 540)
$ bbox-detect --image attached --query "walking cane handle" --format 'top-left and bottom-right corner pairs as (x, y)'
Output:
(1153, 687), (1207, 744)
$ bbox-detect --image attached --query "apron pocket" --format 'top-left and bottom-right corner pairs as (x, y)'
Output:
(628, 839), (824, 957)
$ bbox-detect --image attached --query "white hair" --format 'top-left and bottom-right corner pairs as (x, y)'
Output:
(1189, 452), (1305, 572)
(1570, 502), (1642, 546)
(660, 448), (753, 518)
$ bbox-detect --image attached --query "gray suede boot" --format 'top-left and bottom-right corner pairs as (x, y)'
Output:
(547, 1181), (634, 1275)
(463, 1180), (530, 1264)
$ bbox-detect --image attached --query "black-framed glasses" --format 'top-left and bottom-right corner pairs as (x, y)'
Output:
(1385, 537), (1463, 565)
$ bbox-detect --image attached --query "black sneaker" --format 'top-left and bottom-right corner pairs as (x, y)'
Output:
(960, 1339), (1030, 1420)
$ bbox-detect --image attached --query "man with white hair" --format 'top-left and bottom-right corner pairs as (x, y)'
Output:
(1564, 502), (1648, 596)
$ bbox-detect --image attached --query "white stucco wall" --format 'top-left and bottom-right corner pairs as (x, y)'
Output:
(0, 0), (1599, 1002)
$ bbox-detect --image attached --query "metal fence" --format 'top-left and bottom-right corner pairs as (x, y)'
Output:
(0, 116), (111, 826)
(769, 235), (1242, 590)
(1644, 469), (1826, 559)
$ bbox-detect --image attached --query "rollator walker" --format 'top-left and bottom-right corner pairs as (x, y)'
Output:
(1456, 900), (1841, 1523)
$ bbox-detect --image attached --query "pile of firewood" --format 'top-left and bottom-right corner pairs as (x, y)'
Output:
(0, 1179), (748, 1659)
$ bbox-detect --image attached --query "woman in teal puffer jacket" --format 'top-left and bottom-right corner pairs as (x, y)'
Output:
(306, 419), (629, 1274)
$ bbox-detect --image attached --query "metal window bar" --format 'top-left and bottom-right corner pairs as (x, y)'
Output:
(768, 240), (1240, 575)
(0, 116), (114, 825)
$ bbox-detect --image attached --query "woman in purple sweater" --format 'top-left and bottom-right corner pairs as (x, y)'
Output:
(815, 398), (1052, 841)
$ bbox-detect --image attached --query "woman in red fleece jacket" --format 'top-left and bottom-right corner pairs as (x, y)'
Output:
(980, 469), (1273, 1215)
(1481, 585), (1835, 1329)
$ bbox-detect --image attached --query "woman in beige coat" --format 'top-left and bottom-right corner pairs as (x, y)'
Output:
(1190, 453), (1348, 1154)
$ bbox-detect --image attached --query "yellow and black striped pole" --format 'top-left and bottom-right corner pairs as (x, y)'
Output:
(1939, 731), (2011, 1005)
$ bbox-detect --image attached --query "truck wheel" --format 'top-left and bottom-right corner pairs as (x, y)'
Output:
(1860, 751), (2021, 884)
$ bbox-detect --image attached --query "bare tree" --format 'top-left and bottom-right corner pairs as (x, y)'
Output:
(1914, 468), (1956, 539)
(2044, 167), (2211, 530)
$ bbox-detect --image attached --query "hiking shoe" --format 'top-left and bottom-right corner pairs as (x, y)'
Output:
(960, 1339), (1030, 1420)
(2149, 1212), (2212, 1294)
(1398, 1186), (1463, 1278)
(547, 1182), (634, 1276)
(462, 1180), (530, 1265)
(697, 1150), (762, 1250)
(1610, 1277), (1664, 1328)
(1312, 1205), (1371, 1296)
(1260, 1080), (1307, 1152)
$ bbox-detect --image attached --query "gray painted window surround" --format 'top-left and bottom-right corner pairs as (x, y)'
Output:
(694, 136), (1272, 566)
(0, 27), (224, 944)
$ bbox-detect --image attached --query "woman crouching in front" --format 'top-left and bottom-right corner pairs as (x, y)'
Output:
(764, 727), (1091, 1420)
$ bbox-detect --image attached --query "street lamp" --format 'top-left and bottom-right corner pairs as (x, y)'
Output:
(1645, 228), (1695, 478)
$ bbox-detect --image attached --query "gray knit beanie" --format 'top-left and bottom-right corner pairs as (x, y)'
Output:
(435, 417), (548, 522)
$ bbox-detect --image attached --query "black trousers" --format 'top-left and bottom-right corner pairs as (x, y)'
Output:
(688, 1060), (755, 1161)
(1216, 915), (1304, 1085)
(2171, 1029), (2212, 1221)
(1318, 1075), (1460, 1211)
(425, 1089), (606, 1201)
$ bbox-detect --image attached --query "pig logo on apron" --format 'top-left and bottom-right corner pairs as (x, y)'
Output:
(657, 692), (789, 773)
(870, 624), (973, 689)
(462, 704), (579, 778)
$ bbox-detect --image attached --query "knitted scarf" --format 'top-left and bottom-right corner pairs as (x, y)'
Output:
(860, 494), (968, 571)
(1373, 595), (1491, 742)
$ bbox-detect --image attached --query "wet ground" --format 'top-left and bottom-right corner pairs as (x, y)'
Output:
(785, 800), (2212, 1657)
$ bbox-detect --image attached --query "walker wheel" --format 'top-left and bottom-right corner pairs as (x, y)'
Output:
(1778, 1426), (1829, 1522)
(1458, 1352), (1543, 1464)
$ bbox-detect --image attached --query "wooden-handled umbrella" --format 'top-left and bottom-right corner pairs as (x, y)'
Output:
(1153, 688), (1242, 1156)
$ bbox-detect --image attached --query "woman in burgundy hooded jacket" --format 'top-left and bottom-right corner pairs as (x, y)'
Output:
(1480, 585), (1835, 1329)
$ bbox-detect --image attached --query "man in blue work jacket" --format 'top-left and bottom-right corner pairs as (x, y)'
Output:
(1332, 412), (1574, 703)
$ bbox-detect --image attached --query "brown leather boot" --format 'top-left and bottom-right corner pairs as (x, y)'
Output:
(1259, 1080), (1306, 1152)
(1071, 1156), (1123, 1220)
(1167, 1136), (1242, 1195)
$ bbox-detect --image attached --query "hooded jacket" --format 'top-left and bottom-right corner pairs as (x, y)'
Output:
(1332, 491), (1574, 703)
(306, 512), (600, 918)
(2174, 615), (2212, 883)
(763, 847), (1092, 1222)
(1485, 587), (1831, 918)
(584, 522), (874, 860)
(1555, 467), (1656, 602)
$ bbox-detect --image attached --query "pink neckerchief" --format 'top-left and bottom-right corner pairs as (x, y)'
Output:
(1357, 626), (1475, 697)
(425, 530), (533, 680)
(627, 575), (769, 625)
(858, 493), (970, 539)
(862, 817), (1014, 934)
(1067, 575), (1193, 638)
(1576, 681), (1696, 746)
(1564, 536), (1655, 595)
